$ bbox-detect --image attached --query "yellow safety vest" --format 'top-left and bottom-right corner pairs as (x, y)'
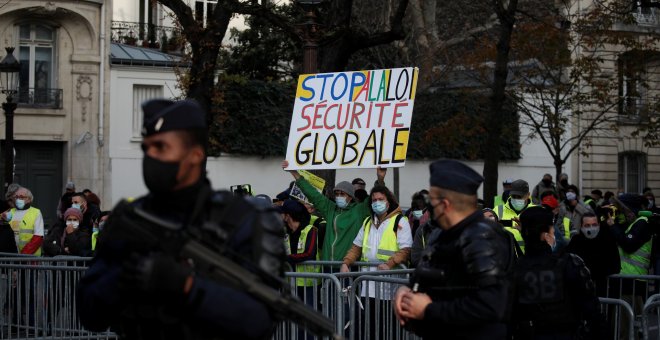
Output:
(92, 231), (99, 251)
(493, 195), (504, 208)
(360, 215), (400, 262)
(10, 207), (42, 256)
(284, 224), (320, 287)
(561, 216), (571, 240)
(504, 226), (525, 255)
(494, 201), (537, 227)
(619, 216), (652, 276)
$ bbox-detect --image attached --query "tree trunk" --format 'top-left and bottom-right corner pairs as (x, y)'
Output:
(483, 1), (517, 208)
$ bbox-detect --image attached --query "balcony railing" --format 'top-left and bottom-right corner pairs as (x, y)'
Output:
(111, 21), (182, 51)
(17, 88), (63, 109)
(633, 7), (660, 27)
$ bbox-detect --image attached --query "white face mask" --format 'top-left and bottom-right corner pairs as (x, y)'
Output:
(66, 221), (79, 228)
(412, 210), (424, 219)
(581, 226), (600, 239)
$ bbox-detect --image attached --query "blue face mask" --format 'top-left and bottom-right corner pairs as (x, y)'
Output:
(371, 201), (388, 215)
(72, 203), (82, 211)
(412, 210), (424, 219)
(510, 198), (526, 211)
(15, 199), (26, 210)
(335, 197), (348, 209)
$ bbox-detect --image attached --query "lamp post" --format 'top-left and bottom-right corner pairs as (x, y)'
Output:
(296, 0), (324, 74)
(0, 47), (20, 194)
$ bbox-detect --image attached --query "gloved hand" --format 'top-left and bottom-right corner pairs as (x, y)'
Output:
(120, 253), (193, 299)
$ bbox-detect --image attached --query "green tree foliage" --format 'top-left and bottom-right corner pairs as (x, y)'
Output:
(220, 4), (300, 80)
(211, 77), (521, 161)
(211, 76), (295, 156)
(409, 91), (520, 160)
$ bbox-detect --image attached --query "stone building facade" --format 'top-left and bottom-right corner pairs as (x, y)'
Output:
(0, 0), (110, 225)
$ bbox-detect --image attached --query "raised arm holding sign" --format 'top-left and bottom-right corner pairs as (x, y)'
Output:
(282, 160), (386, 261)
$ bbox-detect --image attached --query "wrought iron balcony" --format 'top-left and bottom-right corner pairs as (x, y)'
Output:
(111, 21), (182, 51)
(17, 88), (63, 109)
(633, 6), (660, 27)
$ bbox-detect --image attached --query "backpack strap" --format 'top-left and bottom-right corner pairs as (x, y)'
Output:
(393, 214), (404, 235)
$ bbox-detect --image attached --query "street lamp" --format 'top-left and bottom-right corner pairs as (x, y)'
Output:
(0, 47), (20, 193)
(295, 0), (324, 74)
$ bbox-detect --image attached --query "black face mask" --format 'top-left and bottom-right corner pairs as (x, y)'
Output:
(142, 155), (180, 194)
(542, 179), (552, 187)
(560, 179), (568, 186)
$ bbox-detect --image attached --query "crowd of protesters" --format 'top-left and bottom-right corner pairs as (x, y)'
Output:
(2, 164), (659, 338)
(272, 164), (659, 339)
(0, 181), (110, 258)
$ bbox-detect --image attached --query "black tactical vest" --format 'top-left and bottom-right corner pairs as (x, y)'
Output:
(514, 253), (577, 331)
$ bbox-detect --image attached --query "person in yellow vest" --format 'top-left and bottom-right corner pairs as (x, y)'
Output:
(493, 177), (514, 208)
(494, 179), (533, 254)
(91, 211), (110, 253)
(279, 199), (319, 339)
(7, 187), (44, 256)
(607, 193), (653, 318)
(302, 201), (327, 254)
(279, 200), (319, 295)
(609, 194), (653, 276)
(341, 185), (412, 339)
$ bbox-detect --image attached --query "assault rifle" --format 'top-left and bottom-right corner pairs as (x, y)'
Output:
(111, 199), (341, 340)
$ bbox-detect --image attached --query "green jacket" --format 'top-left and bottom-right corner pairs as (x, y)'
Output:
(296, 177), (371, 261)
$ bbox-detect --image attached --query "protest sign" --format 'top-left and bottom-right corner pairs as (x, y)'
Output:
(285, 67), (419, 170)
(289, 170), (326, 204)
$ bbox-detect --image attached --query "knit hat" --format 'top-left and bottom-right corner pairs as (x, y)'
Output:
(333, 181), (355, 199)
(64, 208), (83, 222)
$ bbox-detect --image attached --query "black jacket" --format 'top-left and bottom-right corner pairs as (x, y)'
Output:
(566, 227), (620, 297)
(408, 211), (515, 340)
(43, 222), (92, 257)
(513, 243), (603, 339)
(0, 223), (17, 253)
(77, 180), (278, 340)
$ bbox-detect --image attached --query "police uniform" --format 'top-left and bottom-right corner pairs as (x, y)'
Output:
(513, 207), (602, 339)
(407, 160), (516, 340)
(77, 99), (283, 340)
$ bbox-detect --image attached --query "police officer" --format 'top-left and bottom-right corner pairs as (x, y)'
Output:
(393, 159), (515, 339)
(513, 206), (602, 339)
(77, 99), (281, 339)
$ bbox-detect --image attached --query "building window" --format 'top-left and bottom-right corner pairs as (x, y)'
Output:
(618, 152), (647, 193)
(132, 85), (164, 138)
(195, 0), (217, 26)
(618, 56), (645, 117)
(18, 23), (61, 108)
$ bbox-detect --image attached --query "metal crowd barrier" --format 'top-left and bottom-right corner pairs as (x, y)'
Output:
(599, 297), (635, 340)
(274, 272), (344, 340)
(348, 275), (421, 340)
(643, 294), (660, 340)
(0, 255), (650, 340)
(0, 256), (115, 339)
